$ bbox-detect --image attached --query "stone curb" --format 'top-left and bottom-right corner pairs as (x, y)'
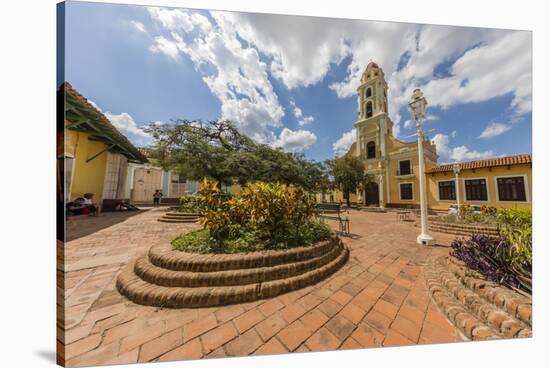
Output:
(446, 257), (532, 327)
(158, 218), (200, 223)
(425, 256), (532, 340)
(149, 236), (340, 272)
(425, 264), (499, 340)
(134, 240), (344, 287)
(426, 221), (499, 237)
(116, 245), (349, 308)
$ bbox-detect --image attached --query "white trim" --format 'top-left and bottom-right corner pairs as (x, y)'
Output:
(399, 181), (415, 201)
(494, 174), (530, 203)
(462, 176), (490, 203)
(436, 179), (456, 202)
(64, 155), (76, 202)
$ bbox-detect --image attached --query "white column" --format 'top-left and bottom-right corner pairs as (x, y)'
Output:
(455, 172), (461, 216)
(378, 174), (385, 210)
(416, 122), (434, 245)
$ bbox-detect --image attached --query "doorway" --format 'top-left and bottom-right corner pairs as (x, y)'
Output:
(365, 181), (379, 206)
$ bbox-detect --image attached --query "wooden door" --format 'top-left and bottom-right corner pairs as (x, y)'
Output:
(132, 167), (162, 202)
(365, 182), (379, 206)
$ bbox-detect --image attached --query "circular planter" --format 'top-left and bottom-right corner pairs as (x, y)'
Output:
(158, 212), (202, 223)
(117, 235), (348, 308)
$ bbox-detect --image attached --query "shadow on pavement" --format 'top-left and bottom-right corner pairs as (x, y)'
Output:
(65, 210), (148, 242)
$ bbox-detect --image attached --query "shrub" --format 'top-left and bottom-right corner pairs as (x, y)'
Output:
(481, 205), (498, 216)
(451, 207), (532, 293)
(177, 195), (202, 213)
(496, 208), (532, 267)
(172, 220), (331, 254)
(172, 178), (330, 253)
(451, 235), (530, 291)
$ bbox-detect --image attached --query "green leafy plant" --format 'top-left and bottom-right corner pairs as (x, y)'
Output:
(496, 208), (532, 269)
(177, 195), (202, 213)
(451, 207), (532, 293)
(172, 178), (330, 253)
(481, 205), (498, 216)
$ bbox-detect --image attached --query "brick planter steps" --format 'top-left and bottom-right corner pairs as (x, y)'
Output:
(117, 235), (349, 308)
(158, 212), (202, 223)
(425, 255), (531, 341)
(415, 217), (499, 237)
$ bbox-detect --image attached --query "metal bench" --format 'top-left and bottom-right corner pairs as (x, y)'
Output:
(316, 203), (350, 235)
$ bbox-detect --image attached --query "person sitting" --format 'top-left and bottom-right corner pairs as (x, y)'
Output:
(119, 199), (139, 211)
(82, 193), (98, 216)
(66, 197), (86, 216)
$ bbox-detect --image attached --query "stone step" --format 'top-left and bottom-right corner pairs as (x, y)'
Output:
(425, 256), (531, 340)
(117, 246), (349, 308)
(445, 258), (532, 327)
(134, 241), (344, 287)
(157, 217), (200, 223)
(164, 212), (201, 217)
(149, 236), (340, 272)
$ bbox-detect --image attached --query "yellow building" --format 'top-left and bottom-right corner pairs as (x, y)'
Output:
(60, 82), (148, 210)
(324, 62), (532, 211)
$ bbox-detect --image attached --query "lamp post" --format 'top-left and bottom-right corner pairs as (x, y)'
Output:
(453, 163), (461, 217)
(409, 88), (434, 246)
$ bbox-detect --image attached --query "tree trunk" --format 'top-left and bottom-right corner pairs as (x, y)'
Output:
(344, 190), (351, 207)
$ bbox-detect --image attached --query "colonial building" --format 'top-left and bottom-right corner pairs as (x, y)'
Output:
(323, 62), (532, 211)
(60, 82), (148, 211)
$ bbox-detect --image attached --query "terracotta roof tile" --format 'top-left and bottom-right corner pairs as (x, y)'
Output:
(426, 154), (531, 173)
(61, 82), (148, 163)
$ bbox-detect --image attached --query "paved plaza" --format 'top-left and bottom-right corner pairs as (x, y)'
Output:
(59, 208), (463, 366)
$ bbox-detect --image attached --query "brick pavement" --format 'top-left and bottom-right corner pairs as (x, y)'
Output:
(58, 208), (464, 367)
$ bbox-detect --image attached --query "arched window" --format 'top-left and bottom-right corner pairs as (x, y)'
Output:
(366, 101), (373, 118)
(367, 141), (376, 159)
(366, 88), (372, 98)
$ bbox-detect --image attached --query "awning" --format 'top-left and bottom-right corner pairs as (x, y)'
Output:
(61, 82), (148, 164)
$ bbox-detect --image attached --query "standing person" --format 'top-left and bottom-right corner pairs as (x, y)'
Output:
(153, 189), (163, 208)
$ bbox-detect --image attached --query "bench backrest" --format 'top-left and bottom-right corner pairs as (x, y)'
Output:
(316, 203), (341, 213)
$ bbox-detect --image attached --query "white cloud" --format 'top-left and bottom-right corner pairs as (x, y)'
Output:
(104, 111), (151, 146)
(147, 7), (284, 143)
(432, 133), (494, 163)
(149, 36), (180, 60)
(143, 8), (531, 156)
(130, 20), (146, 33)
(332, 128), (356, 157)
(403, 119), (413, 129)
(271, 128), (317, 152)
(87, 99), (102, 112)
(290, 100), (314, 126)
(451, 130), (457, 138)
(478, 122), (512, 139)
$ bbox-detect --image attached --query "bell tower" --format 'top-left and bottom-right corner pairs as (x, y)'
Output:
(354, 61), (393, 162)
(353, 61), (394, 208)
(357, 61), (389, 121)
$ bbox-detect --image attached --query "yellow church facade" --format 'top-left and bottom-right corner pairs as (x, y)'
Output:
(320, 62), (532, 211)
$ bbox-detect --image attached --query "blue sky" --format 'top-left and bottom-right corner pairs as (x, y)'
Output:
(63, 1), (532, 163)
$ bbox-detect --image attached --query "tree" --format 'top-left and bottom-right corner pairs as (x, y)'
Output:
(326, 156), (366, 207)
(143, 119), (326, 191)
(144, 120), (248, 187)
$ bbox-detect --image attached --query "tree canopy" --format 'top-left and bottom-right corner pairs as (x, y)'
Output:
(326, 155), (372, 206)
(143, 120), (329, 192)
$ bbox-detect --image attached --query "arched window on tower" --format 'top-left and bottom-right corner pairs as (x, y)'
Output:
(366, 101), (373, 118)
(366, 88), (372, 98)
(366, 141), (376, 159)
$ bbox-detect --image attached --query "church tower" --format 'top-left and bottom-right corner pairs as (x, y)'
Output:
(350, 61), (437, 208)
(354, 62), (393, 162)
